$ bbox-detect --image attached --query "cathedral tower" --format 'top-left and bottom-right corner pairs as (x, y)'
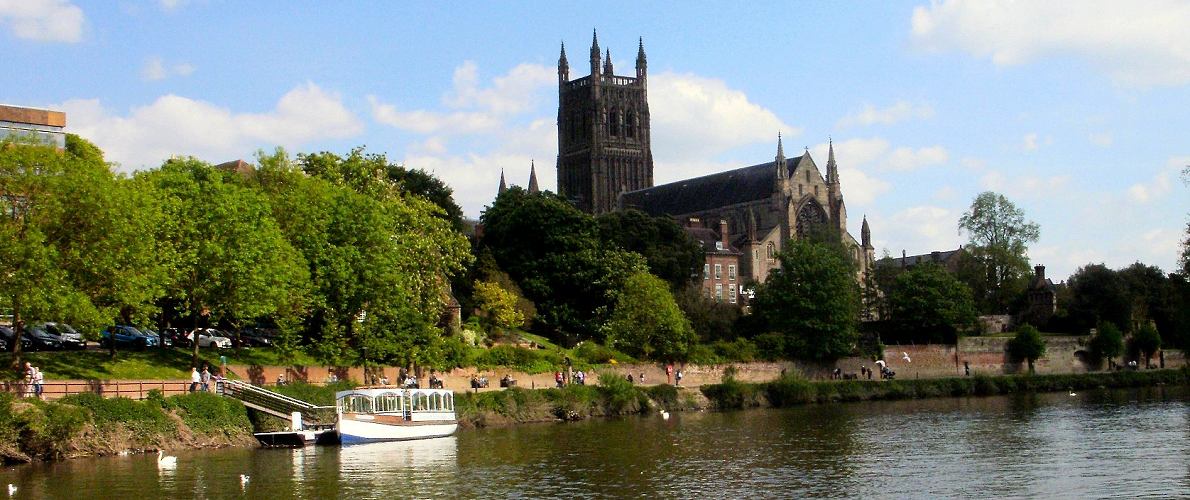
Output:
(556, 31), (654, 214)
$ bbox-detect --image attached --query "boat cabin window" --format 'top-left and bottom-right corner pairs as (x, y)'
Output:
(339, 394), (373, 414)
(444, 392), (453, 411)
(375, 392), (403, 413)
(415, 393), (429, 411)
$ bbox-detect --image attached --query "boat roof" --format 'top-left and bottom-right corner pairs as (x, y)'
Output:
(335, 387), (454, 399)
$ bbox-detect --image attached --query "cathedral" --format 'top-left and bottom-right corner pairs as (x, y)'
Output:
(552, 32), (875, 286)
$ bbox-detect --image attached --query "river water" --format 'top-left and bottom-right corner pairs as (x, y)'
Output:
(2, 386), (1187, 499)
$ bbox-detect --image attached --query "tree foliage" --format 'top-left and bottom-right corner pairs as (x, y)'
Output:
(1008, 324), (1046, 373)
(603, 271), (696, 361)
(887, 264), (977, 343)
(1130, 324), (1161, 366)
(472, 281), (525, 333)
(596, 209), (704, 289)
(958, 192), (1040, 314)
(752, 239), (861, 361)
(1088, 321), (1124, 365)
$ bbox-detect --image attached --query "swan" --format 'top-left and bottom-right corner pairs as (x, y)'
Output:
(240, 474), (250, 486)
(660, 409), (670, 420)
(157, 449), (177, 468)
(1069, 389), (1077, 397)
(7, 484), (16, 496)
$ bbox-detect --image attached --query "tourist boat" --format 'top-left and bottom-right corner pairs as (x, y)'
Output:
(335, 387), (458, 445)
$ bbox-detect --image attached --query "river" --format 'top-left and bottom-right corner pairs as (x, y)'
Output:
(2, 386), (1187, 498)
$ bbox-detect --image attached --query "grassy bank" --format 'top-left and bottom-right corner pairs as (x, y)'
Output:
(701, 367), (1190, 409)
(0, 391), (254, 464)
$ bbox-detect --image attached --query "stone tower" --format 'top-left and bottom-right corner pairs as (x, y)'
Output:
(556, 31), (654, 214)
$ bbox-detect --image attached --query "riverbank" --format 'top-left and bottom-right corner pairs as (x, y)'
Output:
(701, 367), (1190, 409)
(0, 391), (254, 465)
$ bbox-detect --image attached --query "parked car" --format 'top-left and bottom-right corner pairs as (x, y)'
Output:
(235, 327), (275, 348)
(187, 328), (232, 349)
(39, 322), (87, 350)
(0, 336), (7, 351)
(0, 326), (32, 351)
(136, 326), (170, 347)
(161, 328), (193, 348)
(99, 325), (159, 350)
(22, 325), (64, 351)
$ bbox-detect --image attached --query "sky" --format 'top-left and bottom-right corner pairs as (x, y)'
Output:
(3, 0), (1188, 281)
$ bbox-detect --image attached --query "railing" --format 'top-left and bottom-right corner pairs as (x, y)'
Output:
(0, 380), (194, 400)
(216, 379), (335, 427)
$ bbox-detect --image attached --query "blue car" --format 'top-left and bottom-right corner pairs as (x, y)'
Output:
(99, 325), (159, 350)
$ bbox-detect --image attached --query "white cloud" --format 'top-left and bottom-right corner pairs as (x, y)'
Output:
(158, 0), (188, 10)
(812, 137), (948, 173)
(59, 82), (363, 171)
(140, 57), (195, 81)
(837, 167), (891, 206)
(1022, 133), (1040, 151)
(442, 61), (555, 114)
(650, 71), (798, 163)
(0, 0), (84, 42)
(1089, 132), (1113, 147)
(980, 170), (1070, 198)
(884, 145), (949, 171)
(872, 205), (964, 258)
(836, 100), (934, 128)
(911, 0), (1190, 87)
(1126, 158), (1185, 203)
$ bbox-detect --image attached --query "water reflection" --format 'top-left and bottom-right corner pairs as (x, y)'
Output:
(0, 387), (1185, 498)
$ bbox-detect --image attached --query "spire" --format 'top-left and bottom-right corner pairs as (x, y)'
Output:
(826, 137), (840, 185)
(590, 29), (601, 77)
(558, 41), (569, 82)
(498, 169), (507, 195)
(635, 37), (647, 78)
(774, 132), (788, 187)
(603, 48), (614, 75)
(861, 215), (871, 248)
(528, 160), (540, 194)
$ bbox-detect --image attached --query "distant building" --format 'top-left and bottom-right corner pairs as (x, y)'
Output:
(1024, 265), (1056, 325)
(686, 218), (744, 305)
(877, 247), (966, 273)
(0, 104), (66, 148)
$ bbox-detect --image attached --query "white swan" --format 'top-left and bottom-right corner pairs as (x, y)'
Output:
(660, 409), (670, 420)
(7, 484), (16, 496)
(240, 474), (250, 486)
(157, 449), (177, 468)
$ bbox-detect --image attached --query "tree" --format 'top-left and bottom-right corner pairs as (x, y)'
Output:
(958, 192), (1040, 314)
(1130, 324), (1161, 368)
(472, 281), (525, 333)
(1064, 264), (1131, 333)
(603, 271), (696, 361)
(887, 264), (978, 343)
(674, 285), (740, 342)
(596, 209), (704, 289)
(752, 239), (861, 361)
(1008, 324), (1046, 374)
(479, 187), (645, 342)
(1088, 321), (1124, 368)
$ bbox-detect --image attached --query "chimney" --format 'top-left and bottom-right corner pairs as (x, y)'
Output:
(902, 249), (907, 269)
(719, 219), (730, 248)
(1035, 265), (1045, 280)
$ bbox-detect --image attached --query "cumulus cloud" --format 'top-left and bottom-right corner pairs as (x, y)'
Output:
(141, 56), (196, 81)
(812, 137), (948, 173)
(911, 0), (1190, 87)
(0, 0), (84, 42)
(871, 205), (964, 258)
(59, 82), (363, 171)
(1126, 158), (1185, 203)
(836, 100), (934, 128)
(650, 71), (798, 163)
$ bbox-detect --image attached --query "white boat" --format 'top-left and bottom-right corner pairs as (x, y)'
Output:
(335, 387), (458, 445)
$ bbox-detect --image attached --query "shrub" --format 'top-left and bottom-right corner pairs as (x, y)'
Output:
(573, 341), (631, 365)
(684, 343), (722, 366)
(58, 393), (174, 436)
(753, 332), (786, 361)
(165, 392), (251, 434)
(712, 338), (759, 362)
(645, 384), (679, 409)
(596, 372), (644, 414)
(764, 374), (815, 407)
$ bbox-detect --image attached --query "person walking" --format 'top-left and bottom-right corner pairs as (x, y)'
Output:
(200, 365), (211, 392)
(33, 365), (44, 400)
(22, 362), (34, 398)
(675, 369), (683, 387)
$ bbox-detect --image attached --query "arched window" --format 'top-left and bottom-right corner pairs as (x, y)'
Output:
(339, 394), (373, 414)
(626, 110), (636, 138)
(607, 109), (618, 136)
(445, 393), (454, 411)
(767, 242), (776, 259)
(796, 201), (828, 239)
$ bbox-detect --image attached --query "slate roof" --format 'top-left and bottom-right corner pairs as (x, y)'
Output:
(686, 226), (742, 255)
(877, 248), (964, 269)
(620, 157), (802, 217)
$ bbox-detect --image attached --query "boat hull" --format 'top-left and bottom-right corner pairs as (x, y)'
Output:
(337, 417), (458, 445)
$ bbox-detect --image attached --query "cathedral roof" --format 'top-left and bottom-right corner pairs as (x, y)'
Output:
(621, 157), (802, 217)
(685, 227), (742, 255)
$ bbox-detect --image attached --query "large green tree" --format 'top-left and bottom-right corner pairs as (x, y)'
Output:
(1064, 264), (1131, 333)
(1088, 321), (1124, 367)
(887, 264), (978, 343)
(603, 271), (697, 361)
(958, 192), (1040, 314)
(479, 187), (645, 342)
(1008, 324), (1046, 374)
(752, 239), (861, 361)
(1130, 324), (1162, 367)
(596, 209), (704, 290)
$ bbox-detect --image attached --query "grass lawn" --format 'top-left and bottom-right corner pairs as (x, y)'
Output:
(0, 346), (321, 381)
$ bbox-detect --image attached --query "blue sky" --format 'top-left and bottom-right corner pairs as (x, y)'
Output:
(4, 0), (1188, 281)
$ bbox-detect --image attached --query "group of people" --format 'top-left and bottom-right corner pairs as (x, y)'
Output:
(553, 370), (587, 387)
(22, 362), (44, 399)
(189, 365), (216, 392)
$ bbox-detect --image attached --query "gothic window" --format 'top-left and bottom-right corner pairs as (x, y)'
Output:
(796, 201), (828, 239)
(626, 110), (636, 138)
(805, 170), (811, 182)
(607, 109), (618, 137)
(815, 185), (819, 197)
(766, 242), (776, 259)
